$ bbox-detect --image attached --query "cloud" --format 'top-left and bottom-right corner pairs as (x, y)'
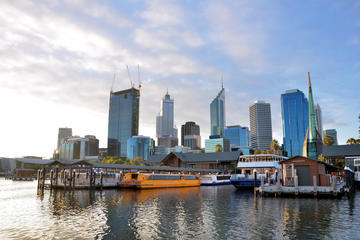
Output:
(203, 1), (268, 73)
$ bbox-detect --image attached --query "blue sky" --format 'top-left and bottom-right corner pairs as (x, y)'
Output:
(0, 0), (359, 158)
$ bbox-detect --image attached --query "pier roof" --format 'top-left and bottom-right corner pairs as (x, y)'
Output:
(92, 163), (220, 172)
(323, 145), (360, 158)
(147, 151), (242, 164)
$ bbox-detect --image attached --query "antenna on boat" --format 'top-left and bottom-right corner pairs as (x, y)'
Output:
(127, 65), (134, 88)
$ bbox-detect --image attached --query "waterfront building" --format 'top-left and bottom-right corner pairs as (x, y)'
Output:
(184, 135), (201, 150)
(158, 136), (178, 148)
(323, 129), (338, 145)
(107, 87), (140, 158)
(57, 127), (72, 150)
(205, 138), (230, 153)
(127, 136), (154, 161)
(302, 72), (322, 160)
(224, 125), (250, 149)
(210, 86), (225, 137)
(358, 114), (360, 138)
(315, 104), (323, 140)
(147, 151), (242, 170)
(60, 135), (99, 161)
(281, 89), (309, 157)
(181, 121), (200, 146)
(249, 100), (272, 150)
(156, 91), (177, 138)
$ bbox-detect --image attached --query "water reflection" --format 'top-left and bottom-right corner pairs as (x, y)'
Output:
(1, 179), (360, 239)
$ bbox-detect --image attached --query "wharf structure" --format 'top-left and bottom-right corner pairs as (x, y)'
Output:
(32, 159), (219, 193)
(256, 156), (354, 198)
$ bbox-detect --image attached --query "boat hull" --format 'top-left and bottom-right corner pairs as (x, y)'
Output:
(120, 179), (201, 189)
(230, 179), (275, 190)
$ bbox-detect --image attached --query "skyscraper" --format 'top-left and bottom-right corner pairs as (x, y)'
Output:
(156, 91), (177, 138)
(181, 121), (200, 146)
(107, 87), (140, 158)
(323, 129), (338, 145)
(302, 72), (321, 160)
(315, 104), (323, 140)
(210, 86), (225, 137)
(224, 125), (250, 148)
(249, 100), (272, 150)
(281, 89), (309, 157)
(57, 127), (72, 151)
(127, 136), (154, 161)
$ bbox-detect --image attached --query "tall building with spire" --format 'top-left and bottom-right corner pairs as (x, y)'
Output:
(210, 85), (225, 137)
(303, 72), (322, 159)
(107, 87), (140, 158)
(315, 104), (323, 140)
(156, 90), (177, 138)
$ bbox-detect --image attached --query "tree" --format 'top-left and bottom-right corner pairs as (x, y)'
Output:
(215, 144), (223, 152)
(254, 149), (261, 154)
(266, 150), (271, 154)
(347, 138), (357, 144)
(318, 154), (325, 162)
(270, 139), (280, 153)
(323, 135), (334, 146)
(357, 139), (360, 144)
(261, 149), (266, 154)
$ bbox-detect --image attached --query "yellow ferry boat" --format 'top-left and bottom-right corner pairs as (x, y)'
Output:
(120, 173), (201, 189)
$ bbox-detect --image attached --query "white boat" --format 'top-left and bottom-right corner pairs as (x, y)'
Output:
(345, 156), (360, 186)
(200, 174), (231, 185)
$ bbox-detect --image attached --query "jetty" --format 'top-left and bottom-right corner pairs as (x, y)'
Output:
(35, 159), (220, 194)
(255, 156), (354, 198)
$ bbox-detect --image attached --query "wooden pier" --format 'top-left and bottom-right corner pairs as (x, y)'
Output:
(256, 175), (350, 198)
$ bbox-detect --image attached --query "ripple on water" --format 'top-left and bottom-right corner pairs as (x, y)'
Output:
(1, 179), (360, 239)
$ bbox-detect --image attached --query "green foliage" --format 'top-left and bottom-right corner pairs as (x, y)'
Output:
(215, 144), (223, 152)
(347, 138), (360, 145)
(254, 149), (261, 154)
(270, 139), (280, 152)
(323, 135), (334, 146)
(102, 156), (146, 166)
(318, 154), (325, 162)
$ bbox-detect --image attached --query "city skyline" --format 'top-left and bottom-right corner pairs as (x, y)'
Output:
(0, 1), (359, 158)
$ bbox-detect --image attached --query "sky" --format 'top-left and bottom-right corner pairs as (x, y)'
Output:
(0, 0), (359, 158)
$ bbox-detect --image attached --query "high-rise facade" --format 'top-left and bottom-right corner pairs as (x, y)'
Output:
(249, 100), (272, 150)
(210, 87), (225, 137)
(224, 125), (250, 148)
(323, 129), (338, 145)
(127, 136), (154, 161)
(281, 89), (309, 157)
(107, 87), (140, 158)
(302, 72), (321, 160)
(156, 91), (177, 138)
(181, 121), (200, 147)
(315, 104), (323, 140)
(57, 128), (72, 151)
(60, 135), (99, 161)
(184, 135), (201, 150)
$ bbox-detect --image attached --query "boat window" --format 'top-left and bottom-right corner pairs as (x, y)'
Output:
(148, 175), (181, 180)
(184, 175), (198, 180)
(216, 176), (231, 180)
(131, 174), (138, 180)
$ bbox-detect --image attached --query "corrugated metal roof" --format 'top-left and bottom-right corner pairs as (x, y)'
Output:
(15, 158), (54, 165)
(147, 151), (241, 164)
(323, 145), (360, 158)
(92, 163), (219, 172)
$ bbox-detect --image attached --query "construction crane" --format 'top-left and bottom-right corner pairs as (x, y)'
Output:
(127, 65), (134, 88)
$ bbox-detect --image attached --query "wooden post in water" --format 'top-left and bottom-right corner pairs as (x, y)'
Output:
(64, 170), (67, 190)
(69, 168), (73, 189)
(253, 171), (257, 195)
(37, 170), (41, 190)
(100, 171), (103, 190)
(50, 170), (53, 189)
(41, 168), (45, 192)
(313, 175), (317, 197)
(332, 175), (337, 197)
(294, 175), (299, 196)
(72, 170), (76, 189)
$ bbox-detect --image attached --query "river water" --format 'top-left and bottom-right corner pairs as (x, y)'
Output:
(0, 178), (359, 239)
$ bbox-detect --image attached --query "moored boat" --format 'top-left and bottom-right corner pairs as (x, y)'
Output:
(230, 154), (286, 190)
(120, 172), (201, 189)
(200, 174), (231, 185)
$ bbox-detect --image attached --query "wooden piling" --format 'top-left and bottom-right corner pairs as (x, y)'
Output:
(313, 175), (317, 197)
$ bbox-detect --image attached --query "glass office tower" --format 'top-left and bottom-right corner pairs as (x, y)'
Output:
(127, 136), (153, 161)
(210, 87), (225, 137)
(224, 125), (250, 148)
(107, 87), (140, 158)
(281, 89), (309, 157)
